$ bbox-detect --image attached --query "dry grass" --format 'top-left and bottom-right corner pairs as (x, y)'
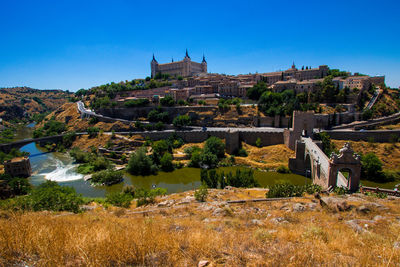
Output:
(235, 143), (294, 170)
(40, 103), (135, 132)
(1, 190), (400, 266)
(332, 140), (400, 171)
(377, 122), (400, 130)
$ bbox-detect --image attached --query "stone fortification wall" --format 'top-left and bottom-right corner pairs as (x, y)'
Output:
(132, 129), (284, 149)
(314, 112), (362, 129)
(324, 130), (400, 143)
(98, 106), (217, 121)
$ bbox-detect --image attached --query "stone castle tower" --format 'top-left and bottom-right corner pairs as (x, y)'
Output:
(151, 49), (207, 78)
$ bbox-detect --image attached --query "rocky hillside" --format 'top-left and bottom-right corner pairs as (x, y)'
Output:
(0, 87), (72, 122)
(0, 188), (399, 266)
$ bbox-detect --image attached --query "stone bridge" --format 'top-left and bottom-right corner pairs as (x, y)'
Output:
(289, 137), (361, 191)
(0, 134), (86, 153)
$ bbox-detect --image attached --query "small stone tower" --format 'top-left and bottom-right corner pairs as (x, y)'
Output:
(150, 54), (158, 78)
(182, 49), (191, 77)
(201, 54), (207, 73)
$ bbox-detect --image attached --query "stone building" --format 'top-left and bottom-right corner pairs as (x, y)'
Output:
(151, 50), (207, 78)
(4, 157), (32, 177)
(261, 64), (329, 85)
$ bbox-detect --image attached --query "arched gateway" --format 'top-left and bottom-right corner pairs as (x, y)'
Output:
(285, 111), (362, 191)
(289, 138), (361, 191)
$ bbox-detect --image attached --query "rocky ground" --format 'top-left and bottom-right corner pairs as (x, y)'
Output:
(1, 188), (399, 266)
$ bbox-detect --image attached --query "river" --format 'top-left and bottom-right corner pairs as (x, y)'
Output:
(15, 124), (311, 197)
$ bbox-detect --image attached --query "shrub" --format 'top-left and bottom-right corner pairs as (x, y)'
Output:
(29, 181), (84, 213)
(236, 148), (248, 157)
(62, 132), (76, 148)
(255, 137), (262, 148)
(160, 152), (174, 172)
(276, 165), (290, 174)
(147, 109), (169, 123)
(204, 136), (225, 159)
(127, 148), (158, 176)
(106, 192), (133, 208)
(135, 187), (167, 207)
(266, 183), (321, 198)
(91, 157), (110, 171)
(70, 148), (91, 163)
(91, 170), (123, 186)
(124, 98), (149, 108)
(188, 149), (202, 167)
(225, 169), (259, 188)
(8, 178), (31, 195)
(33, 120), (67, 138)
(194, 185), (208, 202)
(173, 114), (191, 128)
(361, 153), (385, 182)
(154, 121), (165, 131)
(314, 132), (336, 156)
(201, 169), (259, 188)
(200, 152), (219, 169)
(87, 127), (100, 138)
(362, 109), (373, 120)
(160, 95), (175, 107)
(333, 186), (350, 195)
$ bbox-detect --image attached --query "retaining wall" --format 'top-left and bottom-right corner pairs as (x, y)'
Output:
(132, 130), (284, 147)
(324, 130), (400, 143)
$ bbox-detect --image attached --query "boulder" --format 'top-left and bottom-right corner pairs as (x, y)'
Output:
(356, 205), (371, 214)
(320, 197), (352, 212)
(292, 203), (306, 212)
(198, 260), (210, 267)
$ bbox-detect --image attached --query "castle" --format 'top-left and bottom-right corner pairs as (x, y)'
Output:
(151, 50), (207, 78)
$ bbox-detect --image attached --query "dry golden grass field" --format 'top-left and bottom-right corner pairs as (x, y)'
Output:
(1, 188), (400, 266)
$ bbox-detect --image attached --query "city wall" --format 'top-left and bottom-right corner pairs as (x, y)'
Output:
(324, 130), (400, 143)
(131, 130), (283, 149)
(98, 106), (217, 121)
(97, 107), (363, 129)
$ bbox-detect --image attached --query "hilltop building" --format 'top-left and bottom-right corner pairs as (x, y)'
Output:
(151, 50), (207, 78)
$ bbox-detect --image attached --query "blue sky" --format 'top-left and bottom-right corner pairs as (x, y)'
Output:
(0, 0), (399, 91)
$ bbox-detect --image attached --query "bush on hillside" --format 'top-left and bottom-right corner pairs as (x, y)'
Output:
(266, 183), (321, 198)
(105, 192), (133, 208)
(276, 165), (290, 174)
(194, 185), (208, 202)
(0, 181), (85, 213)
(90, 170), (123, 186)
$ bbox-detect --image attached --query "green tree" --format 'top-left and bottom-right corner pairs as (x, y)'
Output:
(160, 152), (174, 172)
(246, 81), (268, 100)
(361, 153), (384, 181)
(200, 152), (219, 169)
(29, 181), (84, 213)
(173, 115), (191, 128)
(160, 95), (175, 106)
(203, 136), (225, 159)
(127, 148), (157, 176)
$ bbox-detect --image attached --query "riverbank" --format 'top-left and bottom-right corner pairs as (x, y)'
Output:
(1, 188), (399, 266)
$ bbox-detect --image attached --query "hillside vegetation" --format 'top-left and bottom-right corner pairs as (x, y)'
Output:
(0, 87), (72, 123)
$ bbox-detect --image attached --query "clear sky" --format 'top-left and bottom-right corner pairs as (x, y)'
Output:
(0, 0), (399, 91)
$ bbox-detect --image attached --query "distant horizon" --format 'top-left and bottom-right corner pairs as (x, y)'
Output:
(1, 0), (399, 91)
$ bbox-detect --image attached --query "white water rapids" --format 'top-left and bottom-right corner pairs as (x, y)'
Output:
(39, 158), (83, 182)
